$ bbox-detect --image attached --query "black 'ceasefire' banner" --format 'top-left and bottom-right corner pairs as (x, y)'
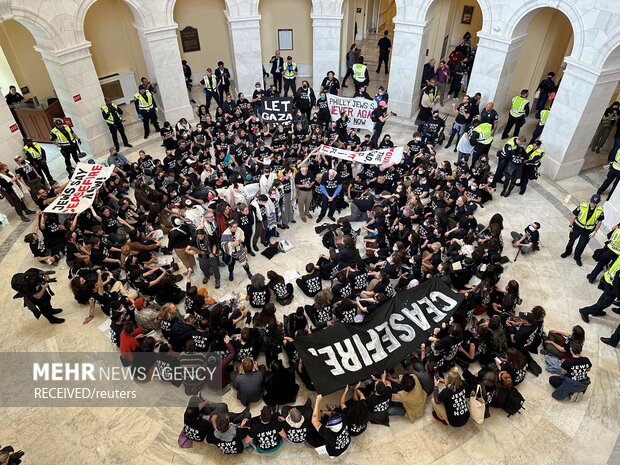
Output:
(294, 278), (463, 394)
(260, 96), (293, 123)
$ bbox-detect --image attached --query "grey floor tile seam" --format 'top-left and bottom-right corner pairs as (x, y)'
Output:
(580, 172), (603, 189)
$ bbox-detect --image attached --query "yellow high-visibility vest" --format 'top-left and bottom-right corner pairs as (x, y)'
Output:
(473, 123), (493, 145)
(50, 125), (76, 146)
(612, 148), (620, 172)
(203, 75), (217, 91)
(604, 256), (620, 284)
(352, 63), (367, 82)
(23, 143), (44, 159)
(284, 63), (297, 79)
(101, 103), (119, 125)
(540, 109), (550, 125)
(607, 227), (620, 254)
(574, 202), (603, 230)
(134, 90), (154, 111)
(509, 96), (529, 118)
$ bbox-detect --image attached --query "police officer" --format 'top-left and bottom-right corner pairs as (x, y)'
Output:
(469, 117), (493, 167)
(597, 147), (620, 199)
(490, 135), (526, 189)
(561, 194), (604, 266)
(500, 137), (527, 197)
(530, 107), (550, 144)
(134, 85), (160, 139)
(200, 68), (220, 111)
(23, 137), (54, 185)
(519, 140), (545, 195)
(587, 223), (620, 283)
(352, 56), (369, 94)
(501, 89), (530, 139)
(579, 255), (620, 323)
(479, 101), (499, 134)
(49, 119), (81, 174)
(101, 97), (132, 151)
(282, 56), (298, 97)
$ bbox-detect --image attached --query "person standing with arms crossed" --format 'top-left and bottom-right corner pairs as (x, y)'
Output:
(134, 85), (160, 139)
(376, 30), (391, 74)
(269, 50), (284, 95)
(101, 97), (132, 151)
(200, 68), (221, 111)
(283, 56), (298, 97)
(561, 194), (604, 267)
(49, 119), (82, 175)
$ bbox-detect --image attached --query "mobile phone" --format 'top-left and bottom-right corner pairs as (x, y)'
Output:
(494, 357), (502, 365)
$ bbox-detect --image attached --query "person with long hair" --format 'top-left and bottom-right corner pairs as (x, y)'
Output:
(431, 368), (470, 427)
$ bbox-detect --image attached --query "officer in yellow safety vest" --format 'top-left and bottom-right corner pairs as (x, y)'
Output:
(529, 106), (550, 144)
(587, 223), (620, 283)
(597, 147), (620, 200)
(282, 55), (298, 97)
(470, 117), (494, 167)
(200, 68), (221, 111)
(101, 97), (132, 151)
(501, 89), (530, 139)
(23, 137), (54, 185)
(133, 85), (160, 139)
(49, 119), (81, 174)
(519, 139), (545, 194)
(579, 254), (620, 323)
(561, 194), (604, 266)
(352, 56), (369, 93)
(490, 135), (526, 188)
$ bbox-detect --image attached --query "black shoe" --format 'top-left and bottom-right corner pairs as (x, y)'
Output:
(444, 144), (451, 149)
(579, 310), (590, 323)
(342, 84), (348, 88)
(229, 273), (234, 281)
(575, 257), (582, 267)
(519, 190), (525, 195)
(248, 250), (256, 257)
(202, 276), (209, 284)
(20, 215), (30, 222)
(597, 311), (608, 317)
(253, 244), (259, 252)
(215, 280), (221, 289)
(51, 308), (63, 315)
(48, 316), (65, 324)
(290, 220), (296, 224)
(600, 337), (618, 347)
(191, 99), (197, 104)
(124, 144), (133, 148)
(172, 274), (184, 283)
(560, 252), (570, 258)
(316, 216), (325, 223)
(596, 147), (601, 153)
(25, 209), (36, 215)
(328, 215), (336, 222)
(612, 307), (620, 315)
(587, 274), (595, 284)
(500, 190), (507, 197)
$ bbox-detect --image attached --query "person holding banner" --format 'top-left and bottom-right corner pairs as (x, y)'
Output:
(317, 169), (341, 223)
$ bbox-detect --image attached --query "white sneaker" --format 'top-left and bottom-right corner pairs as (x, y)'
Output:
(603, 164), (610, 170)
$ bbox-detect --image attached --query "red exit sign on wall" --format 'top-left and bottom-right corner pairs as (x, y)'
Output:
(73, 94), (81, 102)
(9, 123), (18, 133)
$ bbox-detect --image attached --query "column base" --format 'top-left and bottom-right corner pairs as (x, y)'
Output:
(541, 156), (585, 181)
(388, 98), (415, 119)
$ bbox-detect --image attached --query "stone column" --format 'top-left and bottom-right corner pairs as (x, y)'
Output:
(136, 25), (194, 124)
(226, 15), (263, 97)
(466, 33), (527, 113)
(386, 19), (430, 118)
(312, 14), (343, 91)
(0, 98), (25, 166)
(36, 42), (109, 156)
(540, 58), (620, 180)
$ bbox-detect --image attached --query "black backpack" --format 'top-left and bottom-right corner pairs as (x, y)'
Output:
(11, 272), (28, 297)
(497, 386), (525, 417)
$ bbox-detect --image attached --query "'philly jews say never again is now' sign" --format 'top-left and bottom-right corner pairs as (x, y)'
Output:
(44, 162), (114, 214)
(261, 96), (294, 123)
(327, 94), (377, 131)
(294, 278), (463, 394)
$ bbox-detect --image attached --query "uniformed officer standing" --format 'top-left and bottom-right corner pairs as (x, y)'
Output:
(529, 107), (550, 144)
(49, 119), (82, 174)
(282, 56), (298, 97)
(200, 68), (220, 111)
(587, 223), (620, 283)
(502, 89), (530, 139)
(134, 85), (160, 139)
(23, 137), (54, 185)
(561, 194), (604, 266)
(101, 97), (132, 151)
(519, 140), (545, 195)
(500, 139), (527, 197)
(597, 147), (620, 199)
(469, 117), (494, 167)
(579, 255), (620, 323)
(352, 56), (369, 93)
(490, 136), (526, 189)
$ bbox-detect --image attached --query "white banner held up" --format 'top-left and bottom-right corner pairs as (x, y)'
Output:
(326, 94), (376, 131)
(44, 163), (115, 214)
(318, 144), (403, 165)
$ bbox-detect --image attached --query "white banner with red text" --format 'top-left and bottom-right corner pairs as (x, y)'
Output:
(318, 144), (403, 165)
(326, 94), (377, 131)
(44, 163), (115, 214)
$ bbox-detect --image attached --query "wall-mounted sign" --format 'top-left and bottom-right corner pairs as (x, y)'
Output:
(63, 117), (73, 127)
(278, 29), (293, 51)
(461, 5), (474, 24)
(180, 26), (201, 53)
(9, 123), (18, 133)
(73, 94), (81, 102)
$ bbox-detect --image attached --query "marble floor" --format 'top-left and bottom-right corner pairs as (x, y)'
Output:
(1, 65), (619, 465)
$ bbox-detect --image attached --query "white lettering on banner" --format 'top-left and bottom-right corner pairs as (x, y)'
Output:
(327, 95), (376, 131)
(44, 163), (114, 214)
(317, 144), (403, 166)
(307, 291), (457, 375)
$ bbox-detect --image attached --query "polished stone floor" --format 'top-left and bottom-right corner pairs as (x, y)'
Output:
(1, 47), (619, 465)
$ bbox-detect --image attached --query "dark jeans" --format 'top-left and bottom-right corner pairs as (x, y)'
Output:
(205, 90), (221, 112)
(108, 123), (130, 151)
(34, 162), (55, 184)
(60, 144), (80, 171)
(564, 226), (591, 260)
(491, 157), (509, 187)
(342, 67), (353, 85)
(318, 196), (337, 220)
(589, 248), (618, 280)
(371, 122), (385, 147)
(520, 165), (536, 193)
(140, 110), (160, 138)
(597, 169), (620, 198)
(580, 281), (615, 316)
(376, 54), (389, 73)
(530, 123), (545, 144)
(502, 115), (526, 138)
(283, 78), (296, 97)
(197, 255), (220, 282)
(272, 73), (283, 94)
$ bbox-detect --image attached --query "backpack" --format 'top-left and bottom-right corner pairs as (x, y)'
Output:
(322, 231), (336, 249)
(491, 327), (508, 354)
(500, 387), (525, 417)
